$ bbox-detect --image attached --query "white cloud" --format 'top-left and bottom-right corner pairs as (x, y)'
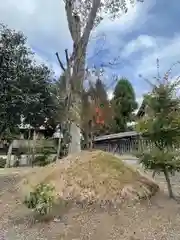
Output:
(107, 90), (114, 100)
(121, 35), (157, 58)
(116, 33), (180, 105)
(97, 0), (155, 35)
(134, 34), (180, 79)
(0, 0), (154, 78)
(88, 0), (155, 62)
(0, 0), (72, 76)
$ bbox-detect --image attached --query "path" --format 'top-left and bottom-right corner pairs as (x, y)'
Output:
(120, 154), (180, 197)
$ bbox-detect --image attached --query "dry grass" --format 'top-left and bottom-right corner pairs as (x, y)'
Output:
(1, 152), (180, 239)
(19, 150), (159, 206)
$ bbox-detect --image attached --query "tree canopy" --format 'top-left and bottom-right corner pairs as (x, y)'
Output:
(112, 78), (137, 132)
(0, 24), (57, 139)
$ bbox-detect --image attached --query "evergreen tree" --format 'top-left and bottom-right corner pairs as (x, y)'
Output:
(0, 25), (56, 139)
(112, 78), (137, 132)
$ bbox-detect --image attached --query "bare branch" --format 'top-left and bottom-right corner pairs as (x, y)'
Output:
(82, 0), (101, 47)
(138, 74), (155, 88)
(65, 49), (70, 67)
(55, 52), (65, 72)
(65, 0), (76, 41)
(163, 61), (180, 84)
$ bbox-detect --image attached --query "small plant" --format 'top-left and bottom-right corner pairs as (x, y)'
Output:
(24, 183), (55, 215)
(33, 150), (51, 166)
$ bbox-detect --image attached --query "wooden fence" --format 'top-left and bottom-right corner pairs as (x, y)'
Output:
(94, 138), (153, 155)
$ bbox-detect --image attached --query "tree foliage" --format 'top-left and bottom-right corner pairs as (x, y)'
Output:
(112, 78), (137, 132)
(0, 24), (57, 139)
(64, 0), (143, 33)
(136, 74), (180, 198)
(81, 78), (113, 147)
(22, 64), (57, 128)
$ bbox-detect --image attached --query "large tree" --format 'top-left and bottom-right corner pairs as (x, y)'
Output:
(60, 0), (143, 153)
(0, 24), (56, 137)
(0, 24), (31, 138)
(0, 25), (57, 166)
(112, 78), (137, 132)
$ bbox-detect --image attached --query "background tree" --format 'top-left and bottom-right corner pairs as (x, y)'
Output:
(0, 25), (57, 166)
(0, 24), (31, 139)
(0, 24), (56, 138)
(90, 78), (113, 135)
(22, 64), (57, 164)
(81, 77), (113, 148)
(136, 72), (180, 198)
(112, 78), (137, 132)
(60, 0), (143, 154)
(52, 73), (72, 159)
(23, 64), (57, 130)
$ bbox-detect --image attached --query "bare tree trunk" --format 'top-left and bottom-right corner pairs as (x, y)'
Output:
(69, 122), (81, 154)
(6, 142), (13, 168)
(163, 168), (174, 198)
(63, 0), (101, 155)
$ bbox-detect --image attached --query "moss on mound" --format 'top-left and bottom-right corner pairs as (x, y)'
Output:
(20, 151), (159, 206)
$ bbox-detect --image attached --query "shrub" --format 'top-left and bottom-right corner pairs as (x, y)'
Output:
(33, 155), (48, 166)
(24, 183), (55, 215)
(33, 150), (51, 166)
(0, 158), (6, 168)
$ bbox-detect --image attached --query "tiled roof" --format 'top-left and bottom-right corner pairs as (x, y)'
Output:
(94, 131), (140, 142)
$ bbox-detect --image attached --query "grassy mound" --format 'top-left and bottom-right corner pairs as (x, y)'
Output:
(20, 151), (159, 206)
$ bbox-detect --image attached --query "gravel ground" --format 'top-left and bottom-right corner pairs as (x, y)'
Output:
(0, 168), (180, 239)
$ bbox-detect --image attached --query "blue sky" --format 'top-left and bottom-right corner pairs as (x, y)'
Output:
(0, 0), (180, 106)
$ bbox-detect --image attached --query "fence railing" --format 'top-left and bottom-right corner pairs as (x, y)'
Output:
(94, 138), (154, 155)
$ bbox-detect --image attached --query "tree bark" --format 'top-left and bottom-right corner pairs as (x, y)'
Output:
(163, 168), (174, 198)
(69, 122), (81, 154)
(64, 0), (100, 155)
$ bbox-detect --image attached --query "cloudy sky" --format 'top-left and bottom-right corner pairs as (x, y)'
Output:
(0, 0), (180, 106)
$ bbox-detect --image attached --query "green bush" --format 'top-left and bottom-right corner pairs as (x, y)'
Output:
(33, 150), (52, 166)
(24, 183), (55, 215)
(0, 158), (6, 168)
(33, 155), (48, 166)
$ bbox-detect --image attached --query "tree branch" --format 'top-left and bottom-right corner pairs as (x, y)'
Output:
(65, 49), (70, 67)
(65, 0), (76, 41)
(82, 0), (101, 47)
(55, 52), (65, 72)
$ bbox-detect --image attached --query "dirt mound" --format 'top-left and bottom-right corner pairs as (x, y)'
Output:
(20, 151), (159, 206)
